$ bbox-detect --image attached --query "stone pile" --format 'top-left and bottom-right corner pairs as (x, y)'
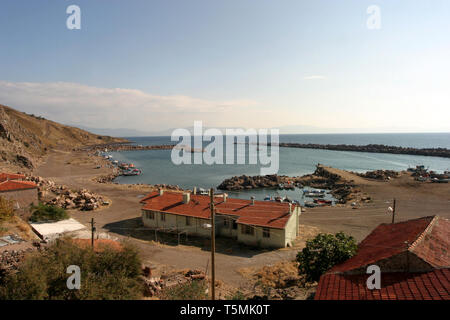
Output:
(47, 188), (107, 211)
(218, 174), (284, 191)
(358, 170), (399, 181)
(0, 248), (35, 277)
(26, 175), (108, 211)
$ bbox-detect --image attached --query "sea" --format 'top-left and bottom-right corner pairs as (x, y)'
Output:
(108, 133), (450, 204)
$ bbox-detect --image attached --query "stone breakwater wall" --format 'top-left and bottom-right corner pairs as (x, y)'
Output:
(273, 143), (450, 158)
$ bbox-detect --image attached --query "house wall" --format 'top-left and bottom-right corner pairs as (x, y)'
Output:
(236, 224), (286, 248)
(284, 207), (300, 246)
(142, 210), (211, 237)
(141, 205), (301, 249)
(0, 188), (38, 212)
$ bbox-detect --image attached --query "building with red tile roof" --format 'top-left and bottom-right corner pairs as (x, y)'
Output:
(315, 216), (450, 300)
(0, 172), (26, 182)
(140, 190), (300, 248)
(0, 173), (38, 211)
(0, 180), (37, 192)
(315, 268), (449, 300)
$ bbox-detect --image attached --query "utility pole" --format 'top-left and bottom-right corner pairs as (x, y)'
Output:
(391, 199), (396, 224)
(210, 188), (216, 301)
(90, 218), (96, 249)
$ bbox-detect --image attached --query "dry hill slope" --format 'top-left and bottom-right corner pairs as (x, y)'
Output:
(0, 104), (127, 169)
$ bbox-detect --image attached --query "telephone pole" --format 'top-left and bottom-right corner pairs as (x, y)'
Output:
(210, 188), (216, 301)
(90, 218), (96, 249)
(391, 199), (396, 224)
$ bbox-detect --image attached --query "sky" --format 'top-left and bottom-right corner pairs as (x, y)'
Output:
(0, 0), (449, 134)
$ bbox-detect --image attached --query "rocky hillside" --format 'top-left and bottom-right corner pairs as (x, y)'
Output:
(0, 104), (127, 169)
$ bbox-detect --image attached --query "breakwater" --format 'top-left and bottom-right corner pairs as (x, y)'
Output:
(269, 143), (450, 158)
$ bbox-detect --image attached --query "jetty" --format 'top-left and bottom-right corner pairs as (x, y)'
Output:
(263, 143), (450, 158)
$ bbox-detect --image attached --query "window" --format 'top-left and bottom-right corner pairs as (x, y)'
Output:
(263, 228), (270, 238)
(160, 212), (166, 221)
(186, 216), (191, 226)
(145, 211), (155, 220)
(232, 221), (237, 230)
(241, 225), (254, 235)
(223, 219), (228, 227)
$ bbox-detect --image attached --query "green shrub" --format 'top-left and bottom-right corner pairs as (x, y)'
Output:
(30, 203), (69, 222)
(161, 280), (208, 300)
(0, 238), (143, 300)
(296, 232), (357, 282)
(226, 290), (246, 300)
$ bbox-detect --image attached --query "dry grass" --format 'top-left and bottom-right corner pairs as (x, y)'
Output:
(239, 261), (302, 289)
(0, 215), (37, 240)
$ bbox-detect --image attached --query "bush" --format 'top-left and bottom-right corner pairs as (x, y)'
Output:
(226, 290), (246, 300)
(0, 196), (15, 222)
(296, 232), (357, 282)
(0, 238), (143, 300)
(161, 280), (208, 300)
(30, 203), (69, 222)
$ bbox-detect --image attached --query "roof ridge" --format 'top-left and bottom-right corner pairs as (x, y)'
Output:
(409, 215), (439, 251)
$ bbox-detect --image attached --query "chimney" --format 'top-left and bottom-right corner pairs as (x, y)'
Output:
(159, 189), (164, 196)
(223, 193), (228, 203)
(193, 187), (197, 195)
(289, 203), (292, 213)
(183, 193), (190, 204)
(251, 196), (255, 205)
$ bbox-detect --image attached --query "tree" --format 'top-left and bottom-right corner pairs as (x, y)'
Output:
(296, 232), (357, 282)
(30, 203), (69, 222)
(0, 238), (144, 300)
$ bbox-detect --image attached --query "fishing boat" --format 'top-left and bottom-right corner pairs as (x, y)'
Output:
(112, 160), (119, 165)
(304, 201), (318, 208)
(119, 163), (129, 170)
(274, 196), (285, 202)
(304, 192), (325, 198)
(314, 198), (332, 205)
(264, 195), (272, 201)
(122, 168), (142, 176)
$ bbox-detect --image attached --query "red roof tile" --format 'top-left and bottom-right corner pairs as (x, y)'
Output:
(315, 268), (450, 300)
(0, 173), (26, 182)
(0, 180), (37, 192)
(141, 191), (295, 229)
(330, 216), (444, 273)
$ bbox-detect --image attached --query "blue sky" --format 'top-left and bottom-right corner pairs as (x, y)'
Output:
(0, 0), (449, 133)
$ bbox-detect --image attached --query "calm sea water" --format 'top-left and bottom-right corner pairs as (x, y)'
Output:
(109, 133), (450, 202)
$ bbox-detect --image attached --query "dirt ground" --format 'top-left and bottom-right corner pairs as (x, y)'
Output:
(4, 149), (449, 292)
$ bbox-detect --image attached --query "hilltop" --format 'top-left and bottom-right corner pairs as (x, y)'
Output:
(0, 104), (127, 169)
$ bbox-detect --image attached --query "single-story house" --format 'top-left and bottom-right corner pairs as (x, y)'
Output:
(140, 190), (300, 248)
(0, 173), (38, 211)
(315, 215), (450, 300)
